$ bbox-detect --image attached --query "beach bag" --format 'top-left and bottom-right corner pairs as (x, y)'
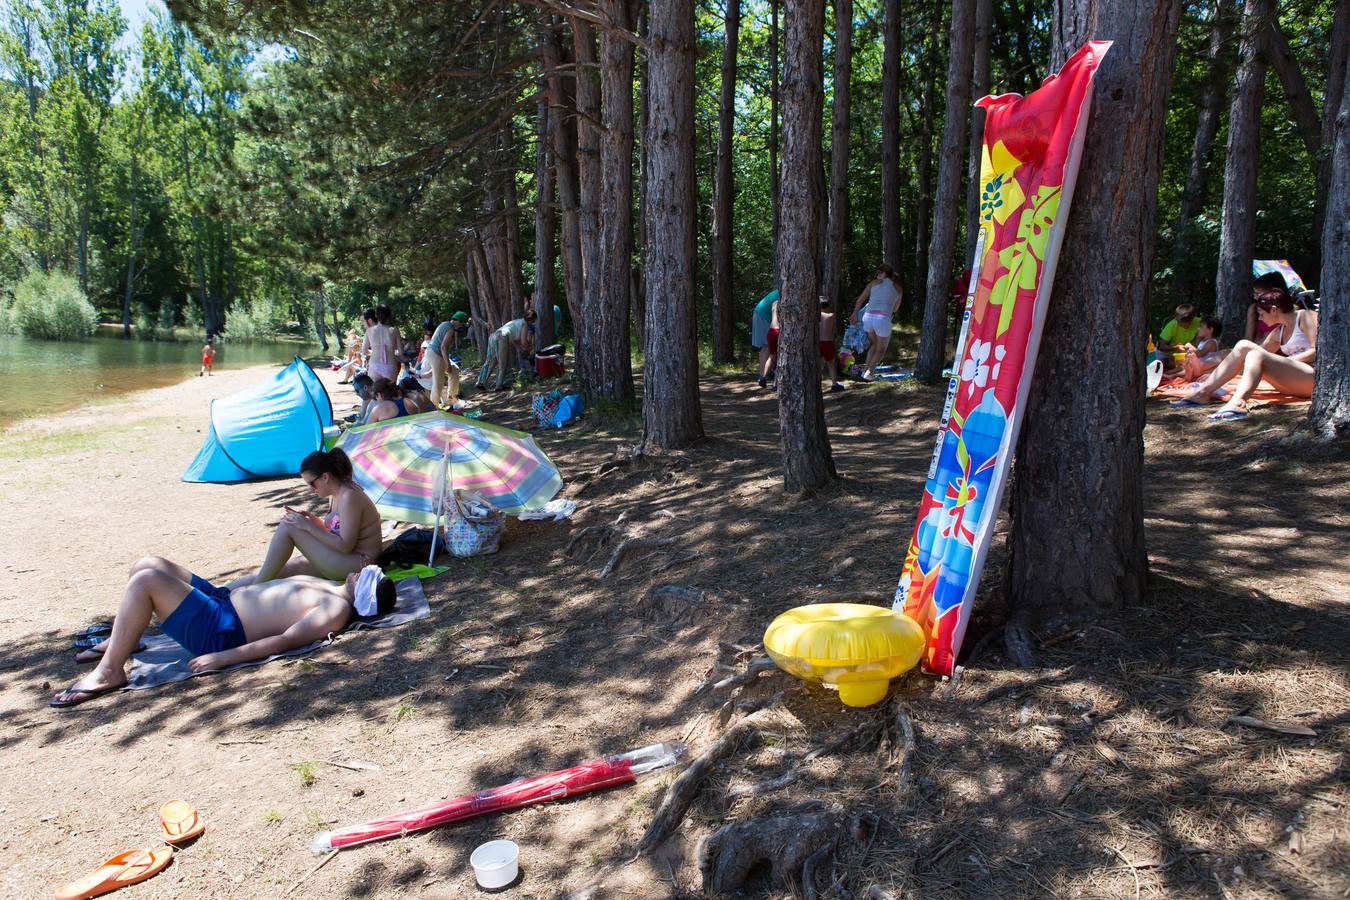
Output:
(842, 321), (870, 355)
(532, 389), (564, 428)
(549, 394), (584, 429)
(442, 489), (505, 557)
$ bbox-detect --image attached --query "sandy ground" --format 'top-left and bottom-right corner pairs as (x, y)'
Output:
(2, 358), (1348, 899)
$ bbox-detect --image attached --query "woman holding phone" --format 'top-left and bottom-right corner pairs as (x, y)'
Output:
(235, 448), (384, 585)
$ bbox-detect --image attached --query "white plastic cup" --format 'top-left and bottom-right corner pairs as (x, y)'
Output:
(470, 839), (519, 890)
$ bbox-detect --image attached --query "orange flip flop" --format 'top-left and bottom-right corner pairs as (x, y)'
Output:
(158, 799), (204, 844)
(53, 846), (173, 900)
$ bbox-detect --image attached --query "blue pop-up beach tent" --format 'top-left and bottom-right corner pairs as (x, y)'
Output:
(183, 356), (333, 483)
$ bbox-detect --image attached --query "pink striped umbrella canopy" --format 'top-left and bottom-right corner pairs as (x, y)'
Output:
(335, 410), (561, 522)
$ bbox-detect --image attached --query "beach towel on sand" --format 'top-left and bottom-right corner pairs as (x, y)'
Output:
(123, 577), (429, 691)
(1154, 375), (1310, 407)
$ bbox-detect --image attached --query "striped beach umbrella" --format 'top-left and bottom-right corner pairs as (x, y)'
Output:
(1252, 259), (1307, 294)
(335, 410), (561, 523)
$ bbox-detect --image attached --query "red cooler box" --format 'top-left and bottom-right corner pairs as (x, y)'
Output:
(535, 354), (564, 377)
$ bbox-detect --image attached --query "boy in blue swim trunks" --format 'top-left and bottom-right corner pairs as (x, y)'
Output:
(52, 558), (395, 708)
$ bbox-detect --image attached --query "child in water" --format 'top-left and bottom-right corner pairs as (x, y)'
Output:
(199, 336), (216, 377)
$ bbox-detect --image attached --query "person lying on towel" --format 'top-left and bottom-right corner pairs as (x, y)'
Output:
(51, 559), (395, 708)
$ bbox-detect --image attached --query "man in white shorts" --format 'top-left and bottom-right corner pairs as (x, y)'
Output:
(849, 264), (902, 380)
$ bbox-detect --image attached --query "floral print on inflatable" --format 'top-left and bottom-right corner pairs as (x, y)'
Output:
(894, 41), (1111, 676)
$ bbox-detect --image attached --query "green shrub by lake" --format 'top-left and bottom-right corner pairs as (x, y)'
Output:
(10, 271), (99, 341)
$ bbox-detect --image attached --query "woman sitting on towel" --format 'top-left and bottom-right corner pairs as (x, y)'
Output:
(240, 448), (384, 585)
(365, 378), (420, 424)
(1174, 288), (1318, 422)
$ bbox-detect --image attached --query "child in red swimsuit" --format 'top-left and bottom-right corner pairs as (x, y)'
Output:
(199, 337), (216, 377)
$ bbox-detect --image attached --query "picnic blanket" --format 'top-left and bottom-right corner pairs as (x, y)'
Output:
(123, 577), (429, 691)
(1153, 376), (1309, 407)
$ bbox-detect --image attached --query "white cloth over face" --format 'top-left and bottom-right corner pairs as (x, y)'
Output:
(354, 564), (385, 616)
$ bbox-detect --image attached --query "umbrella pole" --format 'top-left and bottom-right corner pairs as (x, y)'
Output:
(428, 440), (451, 566)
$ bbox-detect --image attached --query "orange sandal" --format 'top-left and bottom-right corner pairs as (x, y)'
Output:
(53, 846), (173, 900)
(158, 800), (204, 844)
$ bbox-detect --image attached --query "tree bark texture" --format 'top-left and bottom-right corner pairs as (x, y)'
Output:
(634, 5), (649, 352)
(571, 18), (602, 303)
(1009, 0), (1182, 630)
(770, 0), (781, 271)
(540, 21), (584, 327)
(913, 0), (942, 297)
(466, 251), (490, 353)
(881, 0), (903, 269)
(1264, 15), (1324, 256)
(962, 0), (993, 268)
(580, 0), (636, 404)
(1171, 0), (1236, 302)
(1308, 57), (1350, 440)
(1215, 0), (1269, 345)
(822, 0), (853, 307)
(916, 0), (976, 384)
(641, 0), (704, 452)
(500, 122), (527, 320)
(1317, 3), (1350, 255)
(776, 0), (837, 494)
(711, 0), (740, 364)
(534, 96), (557, 349)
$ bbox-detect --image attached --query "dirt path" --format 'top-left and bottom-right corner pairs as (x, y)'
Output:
(2, 363), (1347, 898)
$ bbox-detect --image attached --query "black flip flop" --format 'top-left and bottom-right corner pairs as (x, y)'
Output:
(50, 680), (126, 708)
(74, 642), (145, 663)
(72, 624), (113, 645)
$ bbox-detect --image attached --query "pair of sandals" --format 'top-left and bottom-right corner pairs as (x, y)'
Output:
(1166, 397), (1249, 422)
(54, 802), (203, 899)
(51, 624), (147, 708)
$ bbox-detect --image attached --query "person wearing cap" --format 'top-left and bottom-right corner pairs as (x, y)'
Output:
(50, 561), (396, 708)
(424, 317), (462, 409)
(449, 310), (471, 351)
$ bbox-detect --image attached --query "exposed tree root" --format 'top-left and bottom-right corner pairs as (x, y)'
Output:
(598, 536), (676, 578)
(695, 801), (848, 898)
(1004, 616), (1035, 668)
(564, 524), (617, 561)
(728, 719), (881, 799)
(637, 584), (706, 627)
(637, 715), (763, 854)
(892, 703), (916, 794)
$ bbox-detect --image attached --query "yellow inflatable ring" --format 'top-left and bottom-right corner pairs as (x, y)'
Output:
(763, 603), (925, 707)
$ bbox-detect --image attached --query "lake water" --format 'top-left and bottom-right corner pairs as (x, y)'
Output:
(0, 329), (318, 431)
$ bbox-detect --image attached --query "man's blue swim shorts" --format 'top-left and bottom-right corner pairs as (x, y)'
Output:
(160, 574), (249, 656)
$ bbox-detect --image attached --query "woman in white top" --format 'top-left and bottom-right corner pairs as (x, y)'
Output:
(849, 264), (903, 378)
(362, 305), (401, 381)
(1174, 288), (1317, 422)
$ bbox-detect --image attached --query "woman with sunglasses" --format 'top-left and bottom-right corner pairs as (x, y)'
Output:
(1172, 288), (1318, 422)
(237, 448), (384, 585)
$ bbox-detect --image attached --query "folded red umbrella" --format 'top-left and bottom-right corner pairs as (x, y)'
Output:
(313, 741), (685, 852)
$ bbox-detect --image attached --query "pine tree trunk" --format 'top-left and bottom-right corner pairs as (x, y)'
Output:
(534, 96), (557, 349)
(1171, 0), (1236, 302)
(913, 0), (942, 293)
(312, 289), (329, 351)
(1307, 57), (1350, 441)
(541, 20), (584, 327)
(916, 0), (976, 384)
(466, 252), (489, 353)
(578, 0), (637, 405)
(711, 0), (740, 364)
(776, 0), (837, 494)
(640, 0), (703, 452)
(1007, 0), (1181, 633)
(1215, 0), (1269, 345)
(572, 18), (602, 303)
(500, 123), (527, 321)
(822, 0), (853, 306)
(881, 0), (903, 269)
(122, 125), (141, 338)
(1317, 3), (1349, 255)
(770, 0), (781, 271)
(633, 5), (649, 353)
(328, 286), (340, 341)
(962, 0), (992, 269)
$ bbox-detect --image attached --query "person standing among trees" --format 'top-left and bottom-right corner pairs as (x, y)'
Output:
(424, 317), (461, 409)
(819, 297), (845, 393)
(849, 264), (903, 380)
(751, 288), (779, 387)
(361, 307), (399, 382)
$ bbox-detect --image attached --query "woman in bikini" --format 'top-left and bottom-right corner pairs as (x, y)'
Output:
(239, 448), (384, 584)
(1172, 288), (1318, 422)
(362, 306), (401, 382)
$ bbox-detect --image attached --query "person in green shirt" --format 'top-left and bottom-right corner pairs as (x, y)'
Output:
(1158, 303), (1200, 374)
(752, 289), (779, 387)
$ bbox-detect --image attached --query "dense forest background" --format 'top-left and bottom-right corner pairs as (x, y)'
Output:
(0, 0), (1338, 350)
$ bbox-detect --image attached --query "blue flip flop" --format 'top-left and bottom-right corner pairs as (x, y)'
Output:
(1167, 397), (1208, 408)
(1207, 408), (1248, 422)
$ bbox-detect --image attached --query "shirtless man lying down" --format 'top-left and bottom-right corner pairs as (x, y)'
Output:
(51, 557), (395, 708)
